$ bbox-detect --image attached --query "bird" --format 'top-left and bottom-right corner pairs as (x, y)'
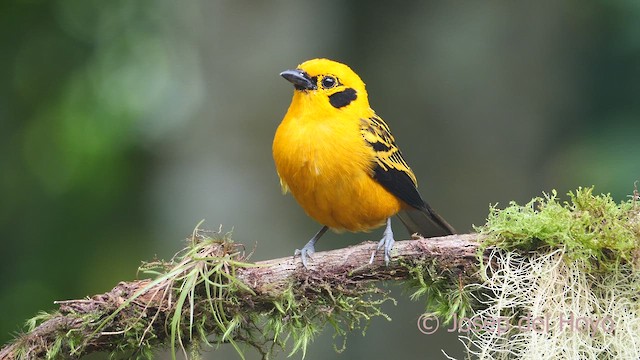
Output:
(272, 58), (455, 268)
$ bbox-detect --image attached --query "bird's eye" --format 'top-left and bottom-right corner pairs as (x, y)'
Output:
(321, 76), (337, 89)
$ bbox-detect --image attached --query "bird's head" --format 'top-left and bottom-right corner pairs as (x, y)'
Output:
(280, 58), (370, 113)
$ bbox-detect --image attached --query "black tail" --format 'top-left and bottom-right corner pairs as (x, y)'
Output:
(397, 203), (455, 237)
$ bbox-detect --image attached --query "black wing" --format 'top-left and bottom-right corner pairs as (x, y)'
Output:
(360, 115), (456, 236)
(360, 115), (425, 210)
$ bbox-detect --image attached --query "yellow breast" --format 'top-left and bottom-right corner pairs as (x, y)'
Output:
(272, 105), (403, 232)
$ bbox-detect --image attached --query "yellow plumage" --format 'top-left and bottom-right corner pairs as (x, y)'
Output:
(273, 58), (454, 266)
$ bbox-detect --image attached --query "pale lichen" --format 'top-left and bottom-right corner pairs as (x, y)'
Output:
(454, 186), (640, 359)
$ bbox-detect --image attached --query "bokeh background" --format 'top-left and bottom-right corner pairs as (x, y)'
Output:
(1, 1), (639, 359)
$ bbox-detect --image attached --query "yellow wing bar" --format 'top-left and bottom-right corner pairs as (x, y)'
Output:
(360, 115), (418, 186)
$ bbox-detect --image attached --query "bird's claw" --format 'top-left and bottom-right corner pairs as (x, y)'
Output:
(293, 226), (327, 269)
(369, 236), (395, 265)
(369, 218), (395, 266)
(294, 244), (315, 268)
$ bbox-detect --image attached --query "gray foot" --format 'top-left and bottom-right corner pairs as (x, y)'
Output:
(369, 218), (395, 265)
(294, 240), (315, 268)
(294, 226), (328, 269)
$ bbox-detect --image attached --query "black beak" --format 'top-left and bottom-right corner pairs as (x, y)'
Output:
(280, 69), (317, 91)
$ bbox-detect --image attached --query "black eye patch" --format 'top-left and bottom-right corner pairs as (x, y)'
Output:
(329, 88), (357, 108)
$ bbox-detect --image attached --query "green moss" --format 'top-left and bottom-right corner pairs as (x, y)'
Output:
(402, 259), (474, 325)
(24, 311), (54, 332)
(15, 225), (398, 360)
(240, 276), (394, 359)
(402, 186), (640, 329)
(477, 186), (640, 269)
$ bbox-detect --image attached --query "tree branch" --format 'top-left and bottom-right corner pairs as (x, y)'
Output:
(239, 233), (480, 294)
(0, 233), (482, 360)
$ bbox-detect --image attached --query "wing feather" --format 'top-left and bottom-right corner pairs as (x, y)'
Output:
(360, 115), (424, 210)
(360, 115), (456, 236)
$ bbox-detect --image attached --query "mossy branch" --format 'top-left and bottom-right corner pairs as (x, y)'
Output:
(3, 186), (638, 359)
(0, 232), (483, 360)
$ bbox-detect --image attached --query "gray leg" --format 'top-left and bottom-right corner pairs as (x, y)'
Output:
(294, 225), (329, 268)
(369, 218), (395, 265)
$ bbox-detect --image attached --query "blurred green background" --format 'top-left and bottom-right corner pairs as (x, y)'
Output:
(1, 1), (638, 359)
